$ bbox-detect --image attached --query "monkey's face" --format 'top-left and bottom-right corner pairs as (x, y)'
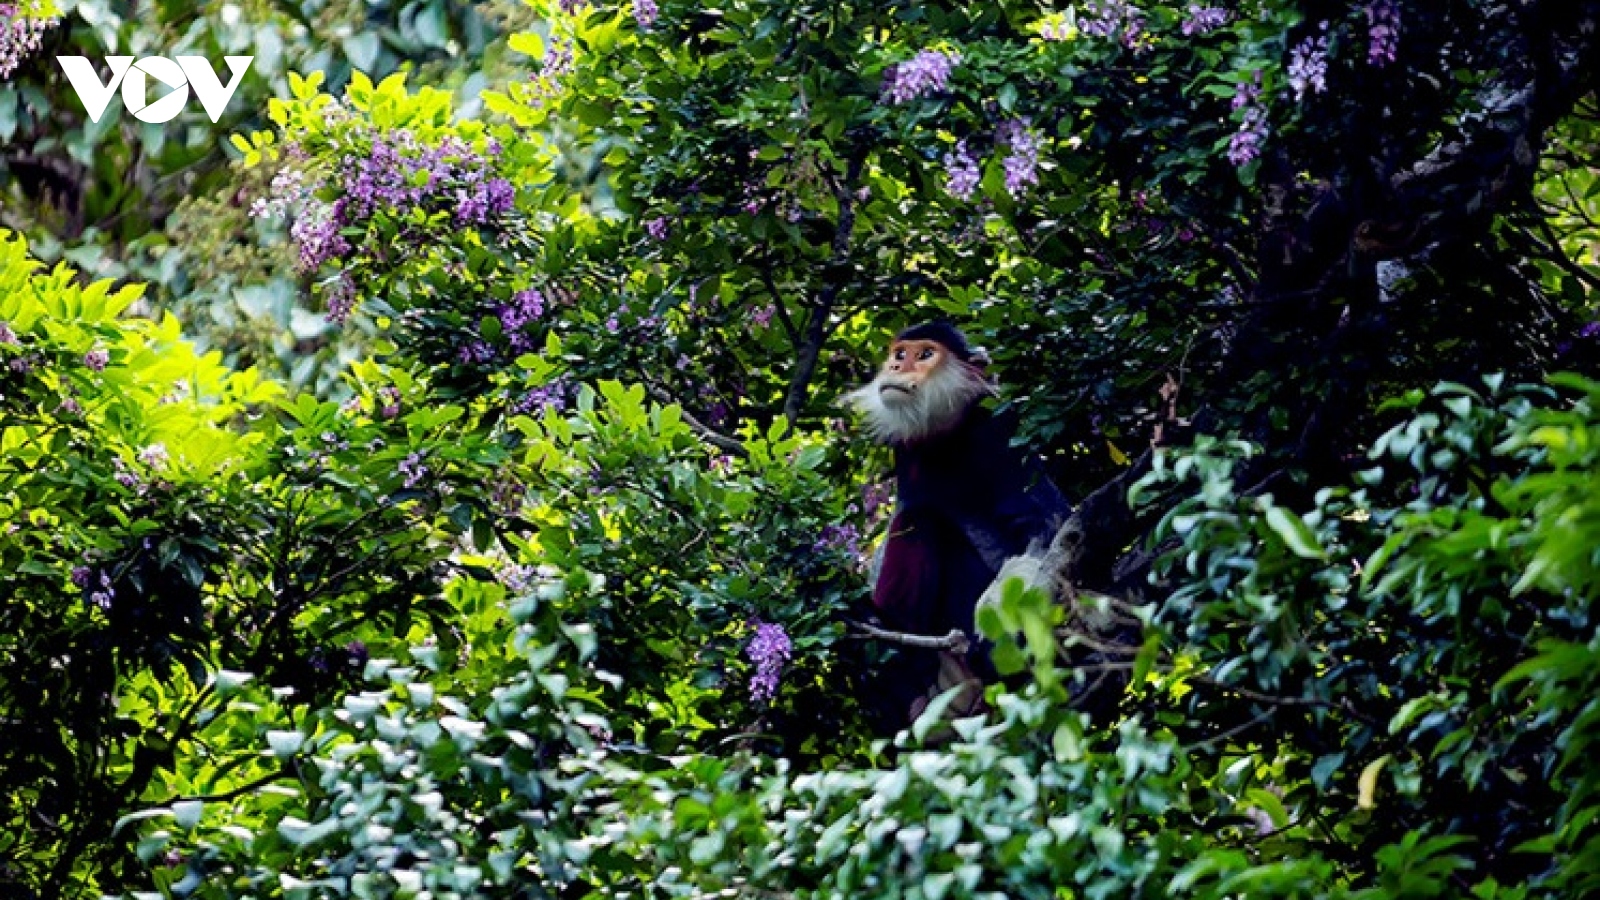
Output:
(875, 339), (949, 407)
(845, 338), (991, 445)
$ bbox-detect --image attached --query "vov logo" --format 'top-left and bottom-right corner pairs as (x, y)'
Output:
(56, 56), (253, 124)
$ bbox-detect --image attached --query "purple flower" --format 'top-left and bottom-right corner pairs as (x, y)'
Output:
(458, 340), (496, 364)
(501, 564), (538, 594)
(645, 216), (671, 241)
(997, 119), (1041, 198)
(881, 49), (961, 105)
(455, 177), (515, 224)
(112, 458), (141, 490)
(814, 523), (861, 556)
(1080, 1), (1145, 49)
(943, 140), (981, 201)
(88, 571), (115, 611)
(325, 273), (357, 324)
(1580, 321), (1600, 339)
(0, 321), (17, 345)
(1366, 1), (1400, 66)
(378, 386), (402, 419)
(1227, 75), (1268, 167)
(1288, 29), (1331, 102)
(1180, 5), (1228, 36)
(634, 0), (658, 30)
(137, 443), (169, 470)
(752, 305), (776, 328)
(0, 2), (58, 80)
(290, 199), (350, 272)
(83, 349), (109, 372)
(398, 452), (429, 489)
(500, 288), (548, 352)
(745, 620), (793, 703)
(862, 481), (893, 519)
(1039, 18), (1072, 42)
(71, 566), (91, 587)
(512, 377), (570, 415)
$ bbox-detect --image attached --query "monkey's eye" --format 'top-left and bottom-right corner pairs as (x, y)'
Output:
(918, 348), (934, 361)
(893, 349), (906, 361)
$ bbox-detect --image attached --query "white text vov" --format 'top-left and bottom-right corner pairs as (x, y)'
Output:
(56, 56), (253, 124)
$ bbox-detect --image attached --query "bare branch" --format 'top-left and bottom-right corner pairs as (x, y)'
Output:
(846, 620), (971, 654)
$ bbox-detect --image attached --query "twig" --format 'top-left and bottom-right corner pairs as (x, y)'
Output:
(170, 766), (294, 804)
(640, 383), (748, 457)
(845, 620), (970, 654)
(1183, 707), (1276, 752)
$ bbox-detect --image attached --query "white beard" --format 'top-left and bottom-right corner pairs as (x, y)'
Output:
(845, 361), (992, 446)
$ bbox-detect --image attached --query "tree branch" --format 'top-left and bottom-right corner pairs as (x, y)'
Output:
(846, 620), (970, 654)
(781, 143), (869, 427)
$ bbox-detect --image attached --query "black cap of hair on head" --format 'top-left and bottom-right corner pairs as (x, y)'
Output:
(894, 321), (974, 361)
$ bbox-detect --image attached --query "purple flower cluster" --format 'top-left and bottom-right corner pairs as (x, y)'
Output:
(881, 49), (961, 105)
(324, 273), (357, 324)
(861, 481), (893, 519)
(456, 178), (515, 225)
(1039, 17), (1072, 42)
(512, 377), (570, 415)
(288, 200), (350, 272)
(526, 36), (574, 111)
(0, 321), (16, 345)
(942, 140), (981, 201)
(249, 168), (313, 219)
(815, 523), (862, 556)
(111, 457), (141, 490)
(82, 569), (115, 611)
(257, 132), (514, 274)
(997, 118), (1041, 197)
(501, 564), (538, 595)
(377, 385), (402, 419)
(751, 305), (776, 328)
(345, 133), (514, 226)
(634, 0), (658, 30)
(1287, 26), (1332, 103)
(645, 215), (671, 241)
(745, 619), (792, 703)
(1080, 1), (1146, 49)
(458, 340), (496, 364)
(1366, 1), (1400, 66)
(83, 349), (109, 372)
(1228, 75), (1268, 166)
(1181, 5), (1228, 36)
(500, 288), (547, 353)
(0, 2), (57, 80)
(398, 451), (429, 489)
(137, 443), (169, 470)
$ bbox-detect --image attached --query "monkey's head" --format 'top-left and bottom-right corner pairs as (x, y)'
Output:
(845, 322), (993, 445)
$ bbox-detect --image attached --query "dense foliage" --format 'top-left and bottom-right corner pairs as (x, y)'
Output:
(2, 0), (1598, 897)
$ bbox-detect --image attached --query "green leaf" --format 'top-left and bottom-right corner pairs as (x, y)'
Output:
(1265, 506), (1325, 559)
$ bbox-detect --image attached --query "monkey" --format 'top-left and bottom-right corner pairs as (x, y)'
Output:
(847, 322), (1071, 727)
